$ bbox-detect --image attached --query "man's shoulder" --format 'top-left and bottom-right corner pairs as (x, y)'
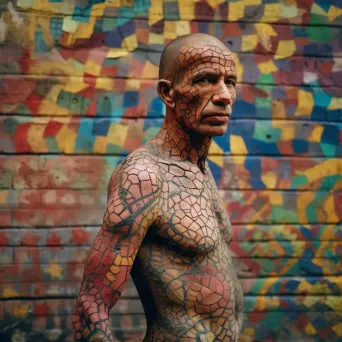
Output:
(114, 146), (162, 183)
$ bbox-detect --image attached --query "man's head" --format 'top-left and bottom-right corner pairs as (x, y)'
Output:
(157, 33), (237, 137)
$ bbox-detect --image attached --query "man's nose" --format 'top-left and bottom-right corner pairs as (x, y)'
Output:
(211, 82), (232, 106)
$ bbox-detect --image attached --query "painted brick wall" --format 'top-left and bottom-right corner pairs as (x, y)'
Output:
(0, 0), (341, 341)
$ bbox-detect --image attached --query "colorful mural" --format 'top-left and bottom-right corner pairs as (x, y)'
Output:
(0, 0), (341, 341)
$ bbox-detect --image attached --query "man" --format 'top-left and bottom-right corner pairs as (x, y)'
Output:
(72, 33), (244, 341)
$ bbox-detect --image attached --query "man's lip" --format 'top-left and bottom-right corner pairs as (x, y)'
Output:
(203, 113), (231, 117)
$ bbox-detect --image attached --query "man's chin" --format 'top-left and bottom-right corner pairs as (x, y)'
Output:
(199, 124), (228, 137)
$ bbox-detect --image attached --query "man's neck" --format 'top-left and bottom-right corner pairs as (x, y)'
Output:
(153, 114), (212, 173)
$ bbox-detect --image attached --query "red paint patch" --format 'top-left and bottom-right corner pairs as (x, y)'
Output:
(72, 228), (91, 245)
(43, 120), (64, 137)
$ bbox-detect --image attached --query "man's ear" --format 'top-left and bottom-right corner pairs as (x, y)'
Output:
(157, 79), (175, 109)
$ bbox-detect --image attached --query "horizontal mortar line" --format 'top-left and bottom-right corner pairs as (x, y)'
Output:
(1, 188), (339, 193)
(1, 8), (342, 28)
(0, 154), (335, 160)
(0, 75), (341, 89)
(2, 114), (342, 124)
(1, 240), (340, 246)
(0, 294), (341, 302)
(1, 153), (340, 158)
(2, 114), (341, 124)
(49, 44), (342, 59)
(0, 223), (340, 228)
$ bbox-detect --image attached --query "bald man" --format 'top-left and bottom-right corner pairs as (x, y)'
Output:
(72, 33), (244, 342)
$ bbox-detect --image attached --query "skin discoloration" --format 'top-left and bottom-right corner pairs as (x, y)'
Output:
(72, 33), (243, 341)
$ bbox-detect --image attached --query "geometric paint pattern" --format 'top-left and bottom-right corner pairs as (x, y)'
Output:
(0, 0), (341, 341)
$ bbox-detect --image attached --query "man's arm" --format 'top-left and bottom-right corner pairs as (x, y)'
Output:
(72, 162), (159, 341)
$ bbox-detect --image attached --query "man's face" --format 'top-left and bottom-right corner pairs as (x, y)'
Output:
(173, 43), (237, 137)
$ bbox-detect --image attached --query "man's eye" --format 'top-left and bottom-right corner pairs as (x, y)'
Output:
(225, 79), (236, 87)
(195, 77), (211, 84)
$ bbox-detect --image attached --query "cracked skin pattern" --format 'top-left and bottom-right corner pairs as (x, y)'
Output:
(72, 33), (244, 342)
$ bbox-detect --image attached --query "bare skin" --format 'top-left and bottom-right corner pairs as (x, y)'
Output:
(72, 33), (244, 342)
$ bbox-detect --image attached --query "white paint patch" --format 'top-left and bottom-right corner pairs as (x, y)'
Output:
(0, 16), (7, 43)
(7, 1), (24, 27)
(303, 71), (318, 84)
(60, 193), (76, 205)
(43, 190), (57, 204)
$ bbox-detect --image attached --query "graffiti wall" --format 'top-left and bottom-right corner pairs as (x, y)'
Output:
(0, 0), (341, 340)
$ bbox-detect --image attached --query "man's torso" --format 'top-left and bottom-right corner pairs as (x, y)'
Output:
(122, 144), (244, 341)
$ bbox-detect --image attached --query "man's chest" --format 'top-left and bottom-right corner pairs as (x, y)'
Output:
(155, 168), (232, 253)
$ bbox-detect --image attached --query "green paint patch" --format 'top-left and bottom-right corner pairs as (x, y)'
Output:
(291, 175), (309, 189)
(253, 121), (281, 143)
(321, 143), (336, 157)
(307, 26), (331, 42)
(256, 74), (274, 86)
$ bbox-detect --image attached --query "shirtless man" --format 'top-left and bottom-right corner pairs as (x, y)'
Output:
(72, 33), (244, 342)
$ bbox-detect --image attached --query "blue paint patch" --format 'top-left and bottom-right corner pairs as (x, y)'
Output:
(35, 29), (48, 53)
(300, 225), (314, 240)
(50, 17), (63, 42)
(148, 97), (165, 117)
(245, 157), (265, 189)
(105, 30), (123, 48)
(92, 119), (111, 136)
(321, 125), (339, 144)
(233, 100), (256, 118)
(75, 120), (94, 153)
(292, 139), (308, 154)
(326, 109), (342, 121)
(208, 159), (221, 187)
(124, 91), (139, 107)
(120, 20), (136, 38)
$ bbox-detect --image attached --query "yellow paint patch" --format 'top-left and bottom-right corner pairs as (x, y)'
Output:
(328, 97), (342, 110)
(96, 77), (114, 91)
(297, 192), (315, 223)
(106, 271), (116, 282)
(271, 100), (286, 119)
(45, 263), (63, 280)
(295, 89), (314, 116)
(164, 21), (177, 40)
(64, 80), (89, 94)
(207, 0), (225, 8)
(269, 192), (283, 205)
(303, 159), (341, 183)
(231, 155), (245, 165)
(208, 155), (223, 168)
(108, 123), (129, 147)
(75, 17), (96, 39)
(230, 135), (248, 154)
(241, 35), (258, 51)
(209, 140), (223, 155)
(94, 136), (108, 154)
(149, 0), (163, 25)
(38, 99), (68, 116)
(176, 21), (191, 36)
(255, 23), (277, 37)
(0, 190), (8, 205)
(55, 121), (77, 154)
(2, 286), (19, 298)
(311, 3), (327, 16)
(243, 0), (261, 5)
(304, 322), (316, 335)
(107, 48), (129, 58)
(62, 16), (79, 33)
(262, 4), (280, 22)
(327, 296), (342, 311)
(126, 79), (140, 91)
(332, 322), (342, 336)
(228, 2), (245, 21)
(328, 5), (342, 22)
(178, 0), (195, 20)
(28, 123), (48, 153)
(261, 172), (277, 189)
(324, 195), (339, 223)
(123, 34), (138, 51)
(142, 60), (159, 79)
(275, 40), (296, 59)
(84, 60), (101, 76)
(308, 125), (324, 142)
(258, 60), (277, 74)
(14, 304), (29, 318)
(149, 33), (164, 45)
(280, 125), (295, 141)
